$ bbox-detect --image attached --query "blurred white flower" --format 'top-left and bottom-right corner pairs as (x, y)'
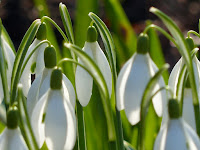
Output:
(31, 68), (76, 150)
(154, 99), (200, 150)
(75, 26), (112, 107)
(116, 34), (167, 125)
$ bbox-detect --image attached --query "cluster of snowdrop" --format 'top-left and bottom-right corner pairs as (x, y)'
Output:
(0, 3), (200, 150)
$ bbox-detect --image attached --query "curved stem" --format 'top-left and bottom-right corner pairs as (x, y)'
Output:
(187, 30), (200, 38)
(143, 24), (177, 47)
(20, 40), (51, 77)
(41, 16), (69, 42)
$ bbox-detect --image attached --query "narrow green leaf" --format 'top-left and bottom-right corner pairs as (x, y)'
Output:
(1, 21), (16, 54)
(74, 0), (98, 47)
(89, 12), (116, 78)
(150, 7), (198, 105)
(17, 84), (39, 150)
(65, 43), (116, 141)
(0, 22), (10, 105)
(103, 0), (137, 57)
(146, 20), (168, 83)
(139, 63), (169, 150)
(59, 3), (74, 44)
(11, 19), (41, 105)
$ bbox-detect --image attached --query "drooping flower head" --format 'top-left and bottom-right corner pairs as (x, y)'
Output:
(154, 99), (200, 150)
(31, 68), (76, 150)
(116, 33), (167, 125)
(75, 26), (112, 107)
(0, 106), (28, 150)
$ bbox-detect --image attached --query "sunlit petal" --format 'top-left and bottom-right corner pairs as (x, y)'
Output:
(154, 125), (167, 150)
(116, 55), (135, 111)
(31, 91), (48, 148)
(124, 54), (151, 125)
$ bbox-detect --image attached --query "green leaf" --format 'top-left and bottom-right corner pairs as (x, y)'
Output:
(0, 22), (10, 105)
(65, 43), (116, 141)
(59, 3), (74, 44)
(10, 19), (41, 105)
(1, 21), (16, 54)
(89, 12), (116, 79)
(17, 84), (39, 150)
(74, 0), (98, 47)
(146, 20), (168, 83)
(139, 63), (169, 150)
(150, 7), (198, 105)
(103, 0), (137, 57)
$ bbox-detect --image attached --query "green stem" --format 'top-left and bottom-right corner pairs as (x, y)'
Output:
(143, 24), (177, 47)
(41, 16), (69, 42)
(20, 40), (51, 77)
(187, 30), (200, 38)
(76, 101), (87, 150)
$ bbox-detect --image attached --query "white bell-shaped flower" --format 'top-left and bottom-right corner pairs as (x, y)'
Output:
(31, 68), (76, 150)
(0, 35), (15, 103)
(0, 106), (28, 150)
(116, 33), (167, 125)
(154, 99), (200, 150)
(168, 37), (200, 129)
(75, 26), (112, 107)
(27, 46), (75, 118)
(20, 23), (48, 96)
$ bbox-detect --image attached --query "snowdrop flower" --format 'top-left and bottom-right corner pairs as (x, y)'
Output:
(27, 46), (75, 118)
(20, 23), (48, 96)
(75, 26), (112, 106)
(168, 37), (199, 129)
(0, 106), (28, 150)
(116, 33), (167, 125)
(31, 68), (76, 150)
(0, 35), (15, 103)
(154, 99), (200, 150)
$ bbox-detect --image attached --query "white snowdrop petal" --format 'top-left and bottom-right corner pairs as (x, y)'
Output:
(0, 128), (28, 150)
(38, 68), (52, 98)
(45, 90), (68, 150)
(93, 42), (112, 97)
(164, 119), (187, 150)
(0, 76), (4, 104)
(63, 97), (77, 149)
(182, 88), (196, 130)
(150, 57), (167, 117)
(20, 70), (31, 97)
(31, 91), (48, 148)
(116, 55), (135, 110)
(124, 54), (151, 125)
(168, 58), (183, 97)
(184, 120), (200, 150)
(27, 74), (42, 117)
(154, 125), (167, 150)
(35, 43), (48, 76)
(62, 74), (76, 109)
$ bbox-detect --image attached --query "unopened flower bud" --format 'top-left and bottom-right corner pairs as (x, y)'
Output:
(44, 46), (57, 68)
(7, 106), (18, 129)
(186, 37), (194, 51)
(87, 26), (97, 42)
(36, 23), (47, 40)
(168, 99), (180, 119)
(137, 33), (149, 54)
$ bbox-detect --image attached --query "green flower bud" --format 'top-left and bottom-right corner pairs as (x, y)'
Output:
(168, 99), (180, 119)
(137, 33), (149, 54)
(44, 46), (57, 68)
(87, 26), (97, 42)
(36, 23), (47, 40)
(50, 68), (62, 90)
(7, 106), (18, 129)
(186, 37), (194, 51)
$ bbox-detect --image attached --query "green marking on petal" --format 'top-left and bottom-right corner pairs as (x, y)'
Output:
(87, 26), (98, 42)
(42, 113), (46, 123)
(137, 33), (149, 54)
(36, 22), (47, 40)
(44, 46), (57, 68)
(168, 99), (180, 119)
(31, 62), (36, 73)
(50, 68), (62, 90)
(7, 106), (18, 129)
